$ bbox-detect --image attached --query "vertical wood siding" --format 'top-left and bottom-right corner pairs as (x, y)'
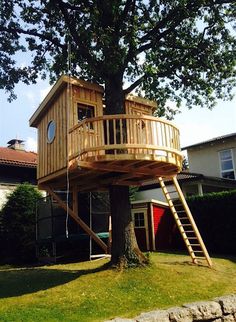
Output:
(37, 89), (68, 179)
(37, 84), (103, 180)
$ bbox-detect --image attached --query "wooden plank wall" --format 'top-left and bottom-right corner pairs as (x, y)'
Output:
(37, 88), (68, 180)
(125, 99), (154, 116)
(68, 85), (103, 159)
(37, 83), (104, 180)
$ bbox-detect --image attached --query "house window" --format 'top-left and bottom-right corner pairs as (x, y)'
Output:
(134, 212), (145, 228)
(47, 120), (56, 143)
(77, 103), (94, 122)
(219, 149), (235, 179)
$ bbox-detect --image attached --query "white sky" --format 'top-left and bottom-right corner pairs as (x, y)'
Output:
(0, 79), (235, 152)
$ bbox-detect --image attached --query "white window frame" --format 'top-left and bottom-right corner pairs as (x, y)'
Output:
(131, 208), (150, 250)
(133, 212), (146, 228)
(219, 149), (235, 180)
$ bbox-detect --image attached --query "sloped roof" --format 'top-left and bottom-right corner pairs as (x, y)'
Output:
(139, 171), (236, 190)
(0, 147), (37, 168)
(182, 132), (236, 150)
(29, 75), (104, 128)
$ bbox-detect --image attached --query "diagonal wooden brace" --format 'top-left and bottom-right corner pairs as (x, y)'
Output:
(46, 187), (108, 253)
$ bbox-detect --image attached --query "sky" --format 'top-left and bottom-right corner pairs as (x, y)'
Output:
(0, 78), (235, 152)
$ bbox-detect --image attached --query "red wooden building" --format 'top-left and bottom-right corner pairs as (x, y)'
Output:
(131, 199), (175, 252)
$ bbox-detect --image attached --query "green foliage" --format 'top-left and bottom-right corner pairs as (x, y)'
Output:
(129, 186), (139, 201)
(186, 189), (236, 255)
(182, 155), (189, 170)
(0, 1), (235, 117)
(0, 183), (42, 263)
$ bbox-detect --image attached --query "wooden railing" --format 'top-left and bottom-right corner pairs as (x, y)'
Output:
(68, 114), (182, 164)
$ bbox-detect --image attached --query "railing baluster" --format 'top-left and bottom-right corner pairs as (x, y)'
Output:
(120, 119), (123, 144)
(106, 119), (110, 146)
(68, 114), (182, 172)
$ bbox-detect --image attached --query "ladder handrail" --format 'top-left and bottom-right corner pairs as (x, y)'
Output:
(172, 176), (212, 267)
(158, 176), (212, 268)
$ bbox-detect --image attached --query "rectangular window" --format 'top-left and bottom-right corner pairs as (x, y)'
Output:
(77, 103), (94, 122)
(219, 149), (235, 179)
(134, 212), (145, 228)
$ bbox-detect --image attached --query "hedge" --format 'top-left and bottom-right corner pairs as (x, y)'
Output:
(0, 183), (42, 263)
(174, 189), (236, 255)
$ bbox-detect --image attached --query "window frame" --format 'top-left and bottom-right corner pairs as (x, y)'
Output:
(47, 120), (56, 144)
(133, 211), (146, 228)
(219, 148), (235, 180)
(77, 102), (95, 123)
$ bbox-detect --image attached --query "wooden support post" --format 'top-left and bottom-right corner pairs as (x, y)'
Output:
(46, 187), (108, 253)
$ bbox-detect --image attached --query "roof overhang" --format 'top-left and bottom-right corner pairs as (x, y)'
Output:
(29, 75), (104, 128)
(182, 132), (236, 151)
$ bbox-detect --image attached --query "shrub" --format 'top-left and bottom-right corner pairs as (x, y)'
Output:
(0, 183), (42, 263)
(186, 189), (236, 255)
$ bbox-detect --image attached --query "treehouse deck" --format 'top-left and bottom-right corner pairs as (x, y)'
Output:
(38, 113), (182, 191)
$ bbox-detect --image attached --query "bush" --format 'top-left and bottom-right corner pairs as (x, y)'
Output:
(0, 183), (42, 263)
(186, 189), (236, 255)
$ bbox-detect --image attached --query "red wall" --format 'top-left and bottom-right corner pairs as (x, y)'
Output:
(153, 204), (175, 250)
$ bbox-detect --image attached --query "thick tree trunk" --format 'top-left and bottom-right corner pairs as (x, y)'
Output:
(109, 185), (148, 267)
(105, 75), (148, 268)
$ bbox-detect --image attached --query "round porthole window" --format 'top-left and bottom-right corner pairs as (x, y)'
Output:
(47, 120), (56, 143)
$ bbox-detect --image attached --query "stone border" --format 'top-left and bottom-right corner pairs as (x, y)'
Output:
(106, 294), (236, 322)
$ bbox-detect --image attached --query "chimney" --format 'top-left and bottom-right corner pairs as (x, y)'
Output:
(7, 139), (25, 151)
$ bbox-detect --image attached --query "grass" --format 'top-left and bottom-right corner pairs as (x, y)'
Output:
(0, 252), (236, 321)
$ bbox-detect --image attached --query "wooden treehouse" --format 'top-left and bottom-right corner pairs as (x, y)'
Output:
(30, 75), (212, 267)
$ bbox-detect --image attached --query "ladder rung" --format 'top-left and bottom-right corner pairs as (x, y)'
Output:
(185, 237), (197, 239)
(160, 177), (212, 268)
(194, 256), (207, 259)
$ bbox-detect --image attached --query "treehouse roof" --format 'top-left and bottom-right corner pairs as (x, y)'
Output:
(29, 75), (157, 128)
(126, 93), (157, 110)
(29, 75), (104, 128)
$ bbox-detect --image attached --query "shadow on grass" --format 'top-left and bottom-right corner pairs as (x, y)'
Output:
(0, 262), (109, 298)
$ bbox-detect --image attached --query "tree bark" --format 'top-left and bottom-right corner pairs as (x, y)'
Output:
(105, 74), (148, 268)
(109, 185), (148, 268)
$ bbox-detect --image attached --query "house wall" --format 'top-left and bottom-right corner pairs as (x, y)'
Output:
(0, 184), (15, 210)
(135, 186), (171, 202)
(187, 138), (236, 178)
(37, 88), (68, 180)
(125, 96), (155, 115)
(68, 84), (104, 160)
(37, 82), (104, 181)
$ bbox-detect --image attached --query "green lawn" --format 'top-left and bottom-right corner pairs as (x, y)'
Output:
(0, 253), (235, 322)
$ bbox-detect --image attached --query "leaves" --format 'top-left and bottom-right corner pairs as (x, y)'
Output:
(0, 183), (42, 262)
(0, 0), (235, 117)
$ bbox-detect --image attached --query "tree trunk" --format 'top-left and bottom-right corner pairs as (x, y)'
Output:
(109, 185), (148, 267)
(105, 74), (148, 268)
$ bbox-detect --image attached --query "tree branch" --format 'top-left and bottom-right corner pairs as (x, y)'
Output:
(0, 25), (65, 49)
(123, 75), (145, 95)
(56, 0), (95, 65)
(117, 0), (136, 27)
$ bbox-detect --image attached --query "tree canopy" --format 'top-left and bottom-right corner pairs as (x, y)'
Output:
(0, 0), (235, 117)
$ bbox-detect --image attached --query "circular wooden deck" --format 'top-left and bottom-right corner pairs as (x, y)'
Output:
(39, 114), (183, 190)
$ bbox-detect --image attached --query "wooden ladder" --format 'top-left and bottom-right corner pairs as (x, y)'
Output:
(158, 176), (212, 268)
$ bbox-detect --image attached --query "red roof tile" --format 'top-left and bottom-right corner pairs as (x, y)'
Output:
(0, 147), (37, 168)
